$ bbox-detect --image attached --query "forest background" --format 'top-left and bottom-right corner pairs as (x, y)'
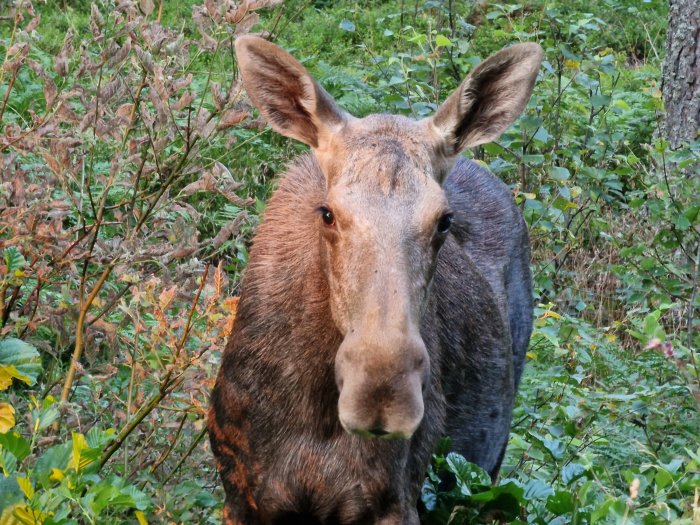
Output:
(0, 0), (699, 523)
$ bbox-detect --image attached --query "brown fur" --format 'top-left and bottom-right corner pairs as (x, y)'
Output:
(209, 36), (543, 524)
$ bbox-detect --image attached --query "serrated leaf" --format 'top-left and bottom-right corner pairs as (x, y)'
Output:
(0, 339), (41, 388)
(3, 247), (26, 274)
(445, 452), (491, 491)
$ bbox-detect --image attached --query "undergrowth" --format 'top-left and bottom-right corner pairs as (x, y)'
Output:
(1, 0), (698, 523)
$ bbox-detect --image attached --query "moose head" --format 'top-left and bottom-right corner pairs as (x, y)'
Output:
(234, 36), (542, 440)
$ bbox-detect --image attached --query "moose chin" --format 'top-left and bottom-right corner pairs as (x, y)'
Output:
(208, 35), (542, 525)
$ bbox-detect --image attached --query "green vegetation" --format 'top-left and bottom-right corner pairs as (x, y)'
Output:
(1, 0), (698, 523)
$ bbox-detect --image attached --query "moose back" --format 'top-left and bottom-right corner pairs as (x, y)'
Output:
(208, 36), (543, 525)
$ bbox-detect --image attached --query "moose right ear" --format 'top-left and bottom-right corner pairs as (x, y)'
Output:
(427, 42), (543, 156)
(235, 36), (350, 150)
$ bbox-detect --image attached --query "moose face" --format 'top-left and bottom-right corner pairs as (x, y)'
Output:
(234, 36), (542, 439)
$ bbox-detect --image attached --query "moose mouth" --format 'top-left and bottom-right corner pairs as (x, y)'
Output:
(340, 422), (413, 440)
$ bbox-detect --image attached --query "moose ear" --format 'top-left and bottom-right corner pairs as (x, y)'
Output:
(427, 43), (543, 155)
(235, 35), (350, 149)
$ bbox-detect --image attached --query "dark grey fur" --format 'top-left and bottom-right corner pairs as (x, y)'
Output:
(209, 154), (533, 524)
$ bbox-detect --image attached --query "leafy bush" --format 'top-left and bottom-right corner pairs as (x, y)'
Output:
(1, 0), (698, 523)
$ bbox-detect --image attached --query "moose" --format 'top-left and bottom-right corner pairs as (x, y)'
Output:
(209, 35), (543, 525)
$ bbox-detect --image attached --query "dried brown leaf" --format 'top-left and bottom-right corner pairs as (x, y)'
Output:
(210, 81), (226, 111)
(211, 213), (246, 249)
(234, 13), (260, 36)
(108, 38), (132, 68)
(217, 109), (248, 130)
(181, 172), (216, 196)
(174, 91), (195, 111)
(42, 153), (63, 175)
(25, 15), (40, 33)
(171, 73), (193, 94)
(90, 3), (104, 40)
(159, 285), (177, 311)
(116, 103), (134, 119)
(99, 77), (122, 103)
(139, 0), (155, 16)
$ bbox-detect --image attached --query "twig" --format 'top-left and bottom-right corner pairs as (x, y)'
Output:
(161, 426), (208, 485)
(98, 374), (185, 469)
(687, 241), (700, 384)
(55, 262), (116, 431)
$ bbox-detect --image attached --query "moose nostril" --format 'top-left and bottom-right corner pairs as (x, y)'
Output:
(368, 426), (390, 437)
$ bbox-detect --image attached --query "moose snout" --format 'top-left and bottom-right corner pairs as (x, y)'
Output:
(335, 332), (429, 440)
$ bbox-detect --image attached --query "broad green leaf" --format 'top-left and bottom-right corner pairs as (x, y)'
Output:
(550, 166), (571, 181)
(34, 443), (71, 488)
(0, 432), (30, 462)
(435, 34), (452, 47)
(0, 340), (41, 388)
(562, 463), (587, 485)
(523, 479), (554, 500)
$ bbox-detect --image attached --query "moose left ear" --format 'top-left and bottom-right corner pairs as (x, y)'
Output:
(427, 42), (543, 155)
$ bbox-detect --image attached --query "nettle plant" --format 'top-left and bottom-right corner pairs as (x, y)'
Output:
(0, 0), (279, 522)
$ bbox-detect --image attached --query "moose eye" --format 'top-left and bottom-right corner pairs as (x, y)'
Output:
(319, 206), (335, 226)
(437, 213), (454, 234)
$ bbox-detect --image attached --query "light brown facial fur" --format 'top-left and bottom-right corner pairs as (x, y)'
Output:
(233, 35), (542, 439)
(319, 116), (449, 438)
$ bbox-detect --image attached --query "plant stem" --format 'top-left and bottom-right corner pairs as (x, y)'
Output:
(55, 262), (115, 431)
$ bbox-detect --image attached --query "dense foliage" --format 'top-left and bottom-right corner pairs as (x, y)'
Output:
(0, 0), (698, 523)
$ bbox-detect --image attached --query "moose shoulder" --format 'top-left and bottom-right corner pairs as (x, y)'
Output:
(209, 36), (543, 525)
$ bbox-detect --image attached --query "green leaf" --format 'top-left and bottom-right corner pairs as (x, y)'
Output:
(34, 443), (71, 488)
(435, 34), (452, 47)
(0, 339), (42, 388)
(3, 247), (26, 274)
(543, 438), (566, 459)
(562, 463), (587, 485)
(523, 479), (554, 500)
(0, 477), (23, 514)
(673, 212), (691, 231)
(550, 166), (571, 181)
(445, 453), (491, 493)
(654, 468), (672, 491)
(0, 432), (30, 462)
(546, 490), (575, 515)
(590, 94), (611, 108)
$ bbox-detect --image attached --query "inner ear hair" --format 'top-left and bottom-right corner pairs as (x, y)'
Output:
(430, 42), (544, 155)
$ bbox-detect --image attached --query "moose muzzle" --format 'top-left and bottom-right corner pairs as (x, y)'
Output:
(335, 328), (429, 440)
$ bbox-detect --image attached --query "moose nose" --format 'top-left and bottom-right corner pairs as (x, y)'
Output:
(335, 330), (429, 440)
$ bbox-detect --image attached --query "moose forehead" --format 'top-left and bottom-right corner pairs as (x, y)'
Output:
(330, 114), (441, 194)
